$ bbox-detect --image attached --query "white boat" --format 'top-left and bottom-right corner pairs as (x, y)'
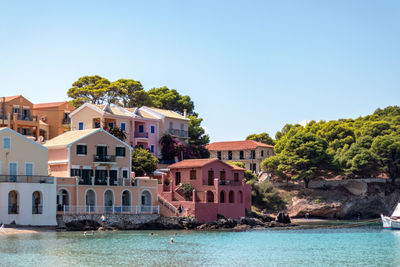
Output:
(381, 203), (400, 229)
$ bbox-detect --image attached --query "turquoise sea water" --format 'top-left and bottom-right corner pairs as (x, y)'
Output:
(0, 225), (398, 267)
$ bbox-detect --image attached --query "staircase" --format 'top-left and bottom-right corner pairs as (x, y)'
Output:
(158, 195), (178, 216)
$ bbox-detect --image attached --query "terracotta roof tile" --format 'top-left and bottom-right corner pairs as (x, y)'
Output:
(44, 129), (99, 147)
(145, 107), (189, 120)
(0, 95), (22, 102)
(206, 140), (273, 151)
(169, 158), (220, 168)
(33, 101), (70, 109)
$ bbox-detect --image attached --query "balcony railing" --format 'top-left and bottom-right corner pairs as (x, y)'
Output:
(12, 113), (38, 121)
(167, 128), (189, 138)
(60, 205), (160, 215)
(0, 175), (54, 184)
(93, 155), (116, 162)
(134, 131), (149, 138)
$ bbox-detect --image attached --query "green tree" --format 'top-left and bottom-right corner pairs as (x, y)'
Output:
(246, 132), (275, 146)
(132, 148), (158, 176)
(252, 180), (287, 212)
(227, 161), (258, 183)
(108, 79), (146, 107)
(188, 115), (209, 146)
(371, 135), (400, 184)
(148, 86), (194, 114)
(67, 75), (111, 107)
(263, 132), (331, 188)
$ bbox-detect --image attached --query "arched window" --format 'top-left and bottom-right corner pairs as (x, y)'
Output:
(220, 190), (225, 203)
(57, 189), (70, 212)
(122, 190), (131, 212)
(104, 190), (114, 213)
(229, 190), (234, 203)
(32, 191), (42, 214)
(238, 190), (243, 204)
(141, 190), (152, 213)
(8, 190), (19, 214)
(86, 189), (96, 212)
(207, 191), (214, 203)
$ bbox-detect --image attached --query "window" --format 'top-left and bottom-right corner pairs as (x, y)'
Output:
(108, 122), (114, 128)
(22, 128), (31, 136)
(220, 170), (226, 181)
(240, 150), (244, 159)
(217, 151), (221, 160)
(208, 170), (214, 185)
(32, 191), (42, 214)
(3, 137), (10, 149)
(250, 163), (257, 172)
(122, 170), (128, 179)
(116, 147), (126, 157)
(94, 122), (101, 128)
(251, 150), (256, 159)
(121, 123), (126, 131)
(77, 144), (87, 155)
(267, 150), (270, 156)
(150, 125), (155, 134)
(190, 170), (196, 180)
(228, 151), (232, 160)
(234, 173), (239, 182)
(150, 145), (155, 153)
(138, 125), (144, 133)
(78, 122), (84, 130)
(70, 168), (81, 177)
(261, 150), (264, 157)
(175, 172), (181, 185)
(25, 163), (33, 176)
(9, 162), (17, 182)
(169, 122), (173, 129)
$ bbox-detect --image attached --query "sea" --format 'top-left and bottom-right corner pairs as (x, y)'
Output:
(0, 225), (398, 266)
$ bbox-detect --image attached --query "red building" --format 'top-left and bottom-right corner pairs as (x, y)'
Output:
(158, 159), (252, 223)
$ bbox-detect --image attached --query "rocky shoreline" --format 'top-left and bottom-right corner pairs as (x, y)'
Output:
(63, 212), (296, 232)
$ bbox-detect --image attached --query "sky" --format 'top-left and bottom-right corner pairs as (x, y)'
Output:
(1, 1), (399, 142)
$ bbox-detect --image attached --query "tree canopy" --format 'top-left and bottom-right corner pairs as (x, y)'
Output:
(246, 132), (275, 146)
(132, 148), (158, 176)
(261, 106), (400, 186)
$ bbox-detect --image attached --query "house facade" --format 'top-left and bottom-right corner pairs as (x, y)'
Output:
(207, 140), (274, 173)
(0, 95), (49, 141)
(45, 128), (159, 215)
(33, 101), (75, 140)
(0, 127), (56, 226)
(158, 159), (252, 223)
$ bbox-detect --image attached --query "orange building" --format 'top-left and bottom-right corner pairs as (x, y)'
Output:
(0, 95), (48, 140)
(33, 101), (75, 140)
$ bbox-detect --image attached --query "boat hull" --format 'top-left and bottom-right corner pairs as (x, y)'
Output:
(381, 214), (400, 229)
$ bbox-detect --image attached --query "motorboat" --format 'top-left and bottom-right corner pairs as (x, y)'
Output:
(381, 203), (400, 229)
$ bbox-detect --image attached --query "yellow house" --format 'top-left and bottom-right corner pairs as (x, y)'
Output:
(0, 127), (56, 226)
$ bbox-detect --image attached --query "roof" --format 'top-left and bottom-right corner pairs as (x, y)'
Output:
(231, 165), (246, 171)
(33, 101), (70, 109)
(0, 127), (47, 151)
(44, 128), (99, 147)
(143, 107), (189, 120)
(136, 109), (158, 120)
(206, 140), (274, 151)
(169, 159), (220, 168)
(0, 95), (22, 103)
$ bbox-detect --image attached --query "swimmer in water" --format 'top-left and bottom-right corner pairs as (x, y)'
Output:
(83, 232), (87, 237)
(170, 237), (174, 244)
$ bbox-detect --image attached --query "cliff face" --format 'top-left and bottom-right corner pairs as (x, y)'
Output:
(280, 179), (400, 219)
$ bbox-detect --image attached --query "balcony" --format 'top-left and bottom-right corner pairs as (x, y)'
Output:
(93, 155), (116, 162)
(134, 131), (149, 138)
(167, 128), (189, 138)
(13, 113), (38, 122)
(0, 175), (54, 184)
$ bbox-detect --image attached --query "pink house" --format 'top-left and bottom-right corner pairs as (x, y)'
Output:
(158, 159), (252, 223)
(44, 128), (159, 214)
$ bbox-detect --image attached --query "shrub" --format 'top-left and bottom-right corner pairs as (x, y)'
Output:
(252, 180), (287, 212)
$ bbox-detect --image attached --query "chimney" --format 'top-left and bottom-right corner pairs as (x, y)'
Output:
(183, 109), (187, 118)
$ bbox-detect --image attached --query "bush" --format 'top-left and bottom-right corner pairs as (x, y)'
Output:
(252, 180), (286, 212)
(179, 183), (194, 200)
(132, 148), (158, 176)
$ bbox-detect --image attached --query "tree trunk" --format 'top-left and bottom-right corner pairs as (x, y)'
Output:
(304, 178), (310, 189)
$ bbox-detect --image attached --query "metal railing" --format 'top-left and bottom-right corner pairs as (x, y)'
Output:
(134, 131), (149, 138)
(0, 175), (54, 184)
(61, 205), (160, 215)
(0, 113), (9, 120)
(13, 113), (38, 121)
(93, 155), (116, 162)
(167, 129), (188, 138)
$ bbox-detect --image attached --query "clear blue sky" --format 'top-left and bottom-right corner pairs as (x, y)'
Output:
(1, 1), (399, 142)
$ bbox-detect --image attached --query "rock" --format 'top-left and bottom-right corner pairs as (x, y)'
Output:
(276, 212), (291, 224)
(65, 220), (101, 231)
